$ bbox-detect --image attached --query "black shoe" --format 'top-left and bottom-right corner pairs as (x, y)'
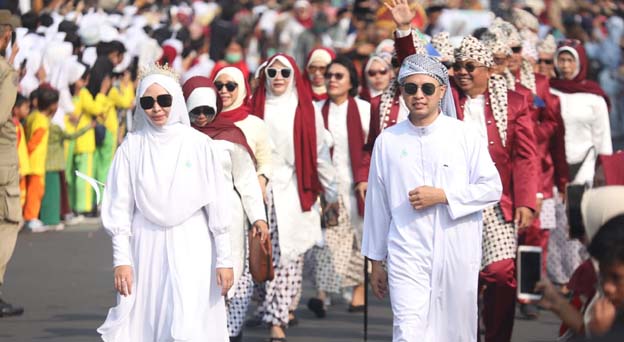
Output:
(245, 317), (263, 328)
(288, 311), (299, 327)
(229, 332), (242, 342)
(307, 298), (326, 318)
(519, 303), (539, 320)
(0, 298), (24, 317)
(348, 304), (366, 313)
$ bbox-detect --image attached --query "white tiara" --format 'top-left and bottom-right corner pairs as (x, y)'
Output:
(137, 63), (180, 82)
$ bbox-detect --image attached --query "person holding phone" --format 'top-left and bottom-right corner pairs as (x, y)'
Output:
(362, 54), (502, 342)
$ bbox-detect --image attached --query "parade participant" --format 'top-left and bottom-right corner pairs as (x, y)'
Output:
(451, 36), (538, 342)
(548, 41), (613, 290)
(537, 35), (557, 79)
(250, 53), (338, 342)
(0, 9), (23, 318)
(360, 53), (393, 101)
(182, 75), (268, 342)
(302, 47), (335, 102)
(308, 55), (370, 317)
(97, 64), (233, 341)
(362, 54), (502, 342)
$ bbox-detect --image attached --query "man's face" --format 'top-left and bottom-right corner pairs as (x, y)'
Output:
(491, 53), (510, 76)
(556, 52), (578, 80)
(600, 261), (624, 308)
(508, 45), (523, 72)
(537, 52), (555, 78)
(452, 59), (490, 94)
(401, 74), (445, 118)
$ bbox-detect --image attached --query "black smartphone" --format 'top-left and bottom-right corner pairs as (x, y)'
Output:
(517, 246), (542, 301)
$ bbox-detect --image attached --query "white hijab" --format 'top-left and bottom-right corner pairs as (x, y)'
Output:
(215, 66), (246, 111)
(123, 73), (220, 227)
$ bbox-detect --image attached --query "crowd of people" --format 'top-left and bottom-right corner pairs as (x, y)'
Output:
(0, 0), (624, 341)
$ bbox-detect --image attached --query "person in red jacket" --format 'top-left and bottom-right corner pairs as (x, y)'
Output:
(451, 36), (538, 342)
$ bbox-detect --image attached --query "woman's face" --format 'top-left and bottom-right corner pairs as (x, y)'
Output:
(268, 60), (292, 96)
(190, 106), (216, 127)
(307, 61), (327, 87)
(326, 63), (351, 99)
(556, 51), (578, 80)
(215, 73), (239, 109)
(141, 83), (172, 126)
(367, 60), (391, 92)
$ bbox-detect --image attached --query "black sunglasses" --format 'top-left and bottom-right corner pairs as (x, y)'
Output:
(215, 81), (238, 92)
(267, 68), (292, 79)
(402, 82), (438, 96)
(190, 106), (216, 117)
(367, 68), (388, 77)
(511, 46), (523, 54)
(538, 58), (553, 65)
(140, 94), (173, 110)
(325, 72), (345, 81)
(452, 62), (485, 73)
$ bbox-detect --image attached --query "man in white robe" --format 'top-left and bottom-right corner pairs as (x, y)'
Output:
(362, 54), (503, 342)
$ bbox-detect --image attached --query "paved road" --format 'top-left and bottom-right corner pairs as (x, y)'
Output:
(1, 221), (559, 341)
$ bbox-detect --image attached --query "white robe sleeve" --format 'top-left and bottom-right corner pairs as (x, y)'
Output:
(230, 143), (267, 225)
(314, 107), (339, 203)
(444, 130), (503, 220)
(101, 142), (135, 268)
(361, 136), (391, 261)
(591, 97), (613, 155)
(204, 145), (233, 269)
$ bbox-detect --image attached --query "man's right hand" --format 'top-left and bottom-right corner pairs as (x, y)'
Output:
(370, 260), (388, 299)
(384, 0), (415, 31)
(355, 182), (368, 201)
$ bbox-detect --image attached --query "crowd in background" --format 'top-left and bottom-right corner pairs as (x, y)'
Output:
(1, 0), (624, 341)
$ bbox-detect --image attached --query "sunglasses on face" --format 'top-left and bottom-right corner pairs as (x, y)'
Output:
(140, 94), (173, 110)
(452, 62), (485, 73)
(538, 59), (554, 65)
(267, 68), (292, 79)
(214, 81), (238, 92)
(190, 106), (216, 118)
(402, 82), (438, 96)
(511, 46), (523, 54)
(367, 68), (389, 77)
(307, 65), (326, 74)
(325, 72), (345, 81)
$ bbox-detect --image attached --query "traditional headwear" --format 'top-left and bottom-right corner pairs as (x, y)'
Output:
(182, 76), (255, 162)
(454, 35), (493, 67)
(481, 28), (512, 56)
(520, 28), (539, 61)
(397, 54), (457, 119)
(492, 18), (522, 47)
(512, 8), (539, 32)
(214, 66), (252, 122)
(251, 53), (321, 211)
(551, 40), (610, 107)
(581, 186), (624, 242)
(430, 32), (455, 63)
(537, 34), (557, 55)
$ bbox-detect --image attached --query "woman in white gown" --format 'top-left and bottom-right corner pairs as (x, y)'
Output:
(97, 64), (233, 342)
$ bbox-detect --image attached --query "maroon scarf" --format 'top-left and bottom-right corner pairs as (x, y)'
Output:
(192, 115), (256, 164)
(321, 97), (365, 216)
(251, 53), (322, 211)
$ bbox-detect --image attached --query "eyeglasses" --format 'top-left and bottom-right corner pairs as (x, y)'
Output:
(190, 106), (216, 118)
(267, 68), (292, 79)
(452, 62), (486, 73)
(402, 82), (438, 96)
(325, 72), (345, 81)
(214, 81), (238, 92)
(511, 46), (523, 54)
(307, 65), (326, 74)
(537, 59), (553, 65)
(367, 68), (388, 77)
(140, 94), (173, 110)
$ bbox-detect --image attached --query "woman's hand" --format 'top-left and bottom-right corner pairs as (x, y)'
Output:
(252, 220), (269, 243)
(217, 268), (234, 296)
(114, 265), (133, 297)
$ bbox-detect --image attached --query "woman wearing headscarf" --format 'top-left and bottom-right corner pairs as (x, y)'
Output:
(302, 47), (335, 102)
(250, 53), (338, 341)
(213, 66), (272, 201)
(547, 40), (613, 288)
(308, 55), (370, 317)
(359, 53), (393, 101)
(182, 75), (268, 342)
(97, 64), (233, 341)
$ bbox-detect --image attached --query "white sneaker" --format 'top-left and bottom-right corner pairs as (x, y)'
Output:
(63, 213), (84, 226)
(26, 220), (48, 233)
(54, 223), (65, 231)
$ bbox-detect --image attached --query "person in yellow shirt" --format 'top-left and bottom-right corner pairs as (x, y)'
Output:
(11, 94), (30, 208)
(23, 87), (58, 232)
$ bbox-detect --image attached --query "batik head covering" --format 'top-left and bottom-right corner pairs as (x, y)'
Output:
(520, 28), (539, 61)
(430, 32), (455, 63)
(492, 18), (522, 47)
(537, 34), (556, 55)
(397, 54), (457, 119)
(481, 28), (512, 56)
(454, 35), (493, 67)
(512, 8), (539, 32)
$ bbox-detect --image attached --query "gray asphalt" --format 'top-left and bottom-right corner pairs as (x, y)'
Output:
(1, 220), (559, 342)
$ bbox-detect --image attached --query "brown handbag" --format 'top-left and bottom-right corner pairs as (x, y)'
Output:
(248, 230), (274, 283)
